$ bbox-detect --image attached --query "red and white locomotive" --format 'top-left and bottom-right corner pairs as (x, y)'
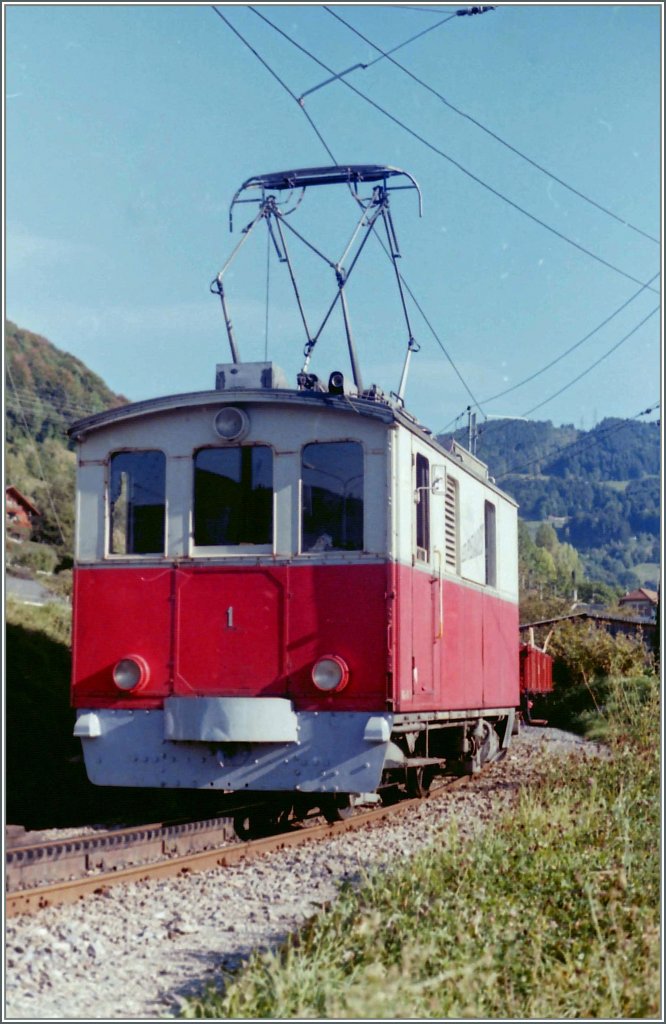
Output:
(71, 166), (521, 833)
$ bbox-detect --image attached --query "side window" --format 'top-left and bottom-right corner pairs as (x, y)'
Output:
(484, 500), (497, 587)
(301, 441), (363, 552)
(444, 476), (459, 573)
(109, 451), (166, 555)
(193, 446), (273, 546)
(415, 453), (430, 562)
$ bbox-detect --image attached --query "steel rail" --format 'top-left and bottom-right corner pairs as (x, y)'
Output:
(6, 776), (473, 918)
(6, 816), (238, 893)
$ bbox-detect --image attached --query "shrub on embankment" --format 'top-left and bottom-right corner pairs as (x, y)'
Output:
(183, 676), (660, 1019)
(4, 600), (215, 827)
(530, 617), (654, 738)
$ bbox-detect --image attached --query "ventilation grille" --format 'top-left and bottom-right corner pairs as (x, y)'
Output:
(444, 476), (458, 572)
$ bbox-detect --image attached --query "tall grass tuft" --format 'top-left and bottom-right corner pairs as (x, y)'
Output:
(182, 676), (660, 1020)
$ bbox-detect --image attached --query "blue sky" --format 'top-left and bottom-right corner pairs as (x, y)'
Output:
(4, 2), (662, 436)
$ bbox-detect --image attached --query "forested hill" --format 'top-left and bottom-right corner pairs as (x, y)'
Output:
(6, 320), (127, 444)
(438, 416), (661, 590)
(442, 416), (660, 481)
(5, 320), (128, 548)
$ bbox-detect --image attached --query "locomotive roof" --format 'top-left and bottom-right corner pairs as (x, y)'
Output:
(69, 386), (399, 437)
(68, 387), (516, 502)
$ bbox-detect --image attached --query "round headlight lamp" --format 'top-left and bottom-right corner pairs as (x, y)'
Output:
(112, 655), (149, 692)
(213, 406), (249, 442)
(311, 655), (349, 693)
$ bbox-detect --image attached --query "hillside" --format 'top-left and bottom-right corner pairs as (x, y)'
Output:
(5, 320), (127, 548)
(438, 417), (661, 590)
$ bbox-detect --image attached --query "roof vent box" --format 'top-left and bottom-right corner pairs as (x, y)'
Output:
(449, 440), (489, 480)
(215, 362), (290, 392)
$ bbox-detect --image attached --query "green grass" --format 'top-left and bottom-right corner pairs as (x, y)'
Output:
(631, 562), (660, 586)
(5, 598), (226, 828)
(6, 595), (72, 645)
(182, 677), (660, 1020)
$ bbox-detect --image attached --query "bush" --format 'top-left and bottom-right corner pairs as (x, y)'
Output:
(41, 569), (73, 600)
(537, 673), (655, 739)
(6, 539), (59, 575)
(548, 619), (651, 688)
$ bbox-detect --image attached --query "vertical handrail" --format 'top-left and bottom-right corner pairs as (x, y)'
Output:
(433, 547), (443, 640)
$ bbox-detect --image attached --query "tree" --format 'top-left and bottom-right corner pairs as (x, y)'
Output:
(535, 522), (558, 551)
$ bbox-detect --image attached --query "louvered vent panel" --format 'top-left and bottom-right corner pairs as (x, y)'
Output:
(444, 477), (458, 571)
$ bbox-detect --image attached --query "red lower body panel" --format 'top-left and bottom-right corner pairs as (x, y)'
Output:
(392, 564), (519, 712)
(71, 563), (390, 711)
(72, 561), (518, 714)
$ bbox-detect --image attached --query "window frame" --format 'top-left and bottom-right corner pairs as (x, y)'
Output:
(190, 443), (276, 557)
(415, 452), (430, 563)
(106, 448), (167, 559)
(298, 439), (365, 557)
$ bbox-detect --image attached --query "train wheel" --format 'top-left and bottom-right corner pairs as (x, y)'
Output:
(268, 805), (293, 834)
(406, 765), (435, 799)
(320, 794), (353, 823)
(233, 812), (263, 841)
(379, 784), (401, 806)
(233, 806), (292, 841)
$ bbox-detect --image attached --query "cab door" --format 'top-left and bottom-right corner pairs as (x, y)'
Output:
(172, 566), (286, 696)
(411, 451), (437, 699)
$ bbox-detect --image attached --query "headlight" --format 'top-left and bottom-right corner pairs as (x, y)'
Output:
(311, 655), (349, 693)
(112, 656), (149, 692)
(213, 406), (249, 441)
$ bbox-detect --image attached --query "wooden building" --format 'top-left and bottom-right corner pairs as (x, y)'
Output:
(5, 486), (41, 540)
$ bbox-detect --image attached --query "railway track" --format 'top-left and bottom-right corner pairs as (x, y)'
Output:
(6, 776), (473, 918)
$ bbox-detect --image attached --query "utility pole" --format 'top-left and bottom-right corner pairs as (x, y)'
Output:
(467, 407), (478, 455)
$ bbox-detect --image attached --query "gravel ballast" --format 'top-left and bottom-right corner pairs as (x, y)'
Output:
(5, 726), (606, 1020)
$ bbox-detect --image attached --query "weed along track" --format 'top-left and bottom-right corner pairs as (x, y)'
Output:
(5, 727), (615, 1019)
(6, 776), (475, 918)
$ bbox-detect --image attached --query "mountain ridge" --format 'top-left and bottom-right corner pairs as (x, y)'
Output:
(438, 416), (660, 590)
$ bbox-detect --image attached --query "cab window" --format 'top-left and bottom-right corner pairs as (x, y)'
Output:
(193, 446), (273, 546)
(415, 453), (430, 561)
(301, 441), (363, 552)
(109, 450), (166, 555)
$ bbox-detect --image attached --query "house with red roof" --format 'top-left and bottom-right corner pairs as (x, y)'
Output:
(618, 587), (659, 621)
(5, 486), (41, 541)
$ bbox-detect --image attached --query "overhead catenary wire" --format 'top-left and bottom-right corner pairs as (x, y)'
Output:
(250, 6), (659, 295)
(397, 267), (486, 416)
(325, 6), (659, 246)
(472, 301), (658, 442)
(6, 395), (105, 426)
(210, 6), (337, 165)
(479, 271), (661, 406)
(6, 383), (121, 419)
(520, 305), (660, 418)
(299, 10), (459, 100)
(363, 11), (458, 65)
(212, 7), (657, 428)
(210, 4), (485, 417)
